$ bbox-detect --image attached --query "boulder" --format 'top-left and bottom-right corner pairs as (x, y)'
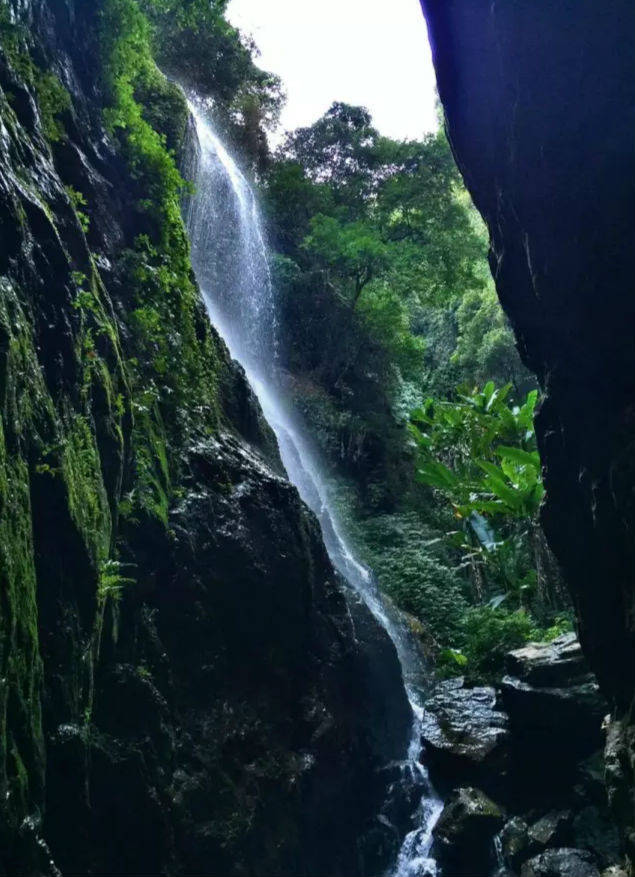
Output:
(421, 678), (510, 796)
(528, 811), (573, 851)
(501, 636), (608, 805)
(500, 816), (530, 870)
(520, 848), (600, 877)
(572, 806), (621, 870)
(575, 752), (609, 807)
(502, 636), (607, 747)
(432, 787), (504, 876)
(505, 635), (587, 687)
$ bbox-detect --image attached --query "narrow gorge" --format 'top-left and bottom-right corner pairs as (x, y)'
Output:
(0, 1), (632, 876)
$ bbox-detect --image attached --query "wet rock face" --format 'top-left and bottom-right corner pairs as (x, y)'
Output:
(422, 638), (607, 810)
(0, 2), (411, 874)
(501, 634), (608, 802)
(421, 678), (509, 797)
(505, 634), (590, 687)
(426, 640), (620, 874)
(433, 786), (504, 876)
(520, 848), (600, 877)
(420, 0), (635, 858)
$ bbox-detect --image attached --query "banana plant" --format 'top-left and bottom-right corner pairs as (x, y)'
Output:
(410, 383), (543, 521)
(410, 383), (545, 606)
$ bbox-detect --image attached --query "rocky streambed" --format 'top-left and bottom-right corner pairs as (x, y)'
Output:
(420, 635), (623, 877)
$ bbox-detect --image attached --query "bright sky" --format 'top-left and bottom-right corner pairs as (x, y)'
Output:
(227, 0), (439, 143)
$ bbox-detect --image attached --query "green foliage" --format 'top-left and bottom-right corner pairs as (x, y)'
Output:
(438, 606), (574, 684)
(303, 214), (390, 302)
(100, 0), (224, 496)
(281, 103), (382, 207)
(457, 606), (536, 682)
(66, 186), (90, 232)
(98, 559), (135, 603)
(409, 380), (569, 676)
(139, 0), (283, 168)
(410, 382), (543, 520)
(263, 161), (333, 253)
(345, 511), (469, 645)
(0, 5), (19, 55)
(33, 70), (71, 142)
(453, 286), (533, 392)
(264, 101), (548, 682)
(0, 9), (70, 144)
(264, 99), (559, 684)
(100, 0), (186, 239)
(385, 553), (468, 643)
(271, 106), (484, 308)
(264, 105), (486, 456)
(356, 285), (425, 381)
(410, 382), (544, 608)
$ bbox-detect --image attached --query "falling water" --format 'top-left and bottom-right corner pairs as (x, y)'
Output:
(184, 98), (443, 877)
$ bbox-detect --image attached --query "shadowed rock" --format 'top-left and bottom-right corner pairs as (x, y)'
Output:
(433, 786), (504, 877)
(520, 848), (600, 877)
(419, 0), (635, 856)
(421, 678), (509, 797)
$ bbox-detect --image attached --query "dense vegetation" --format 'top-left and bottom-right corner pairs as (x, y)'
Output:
(138, 0), (283, 167)
(261, 104), (571, 682)
(91, 0), (569, 684)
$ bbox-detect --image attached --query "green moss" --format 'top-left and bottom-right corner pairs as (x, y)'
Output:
(65, 186), (90, 233)
(0, 314), (45, 841)
(99, 0), (228, 517)
(33, 70), (71, 143)
(100, 0), (187, 241)
(1, 2), (240, 859)
(129, 402), (171, 526)
(0, 445), (45, 808)
(61, 414), (111, 565)
(0, 10), (70, 145)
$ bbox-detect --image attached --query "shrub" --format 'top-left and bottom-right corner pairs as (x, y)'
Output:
(356, 512), (469, 644)
(459, 605), (535, 682)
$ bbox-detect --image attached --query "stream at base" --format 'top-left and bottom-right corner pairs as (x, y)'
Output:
(184, 97), (443, 876)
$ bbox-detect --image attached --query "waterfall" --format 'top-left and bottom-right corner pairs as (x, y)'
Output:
(184, 98), (442, 877)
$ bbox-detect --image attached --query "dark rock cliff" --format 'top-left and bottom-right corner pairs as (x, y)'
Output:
(0, 1), (411, 874)
(420, 0), (635, 865)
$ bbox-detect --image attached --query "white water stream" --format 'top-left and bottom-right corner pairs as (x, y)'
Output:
(184, 99), (442, 877)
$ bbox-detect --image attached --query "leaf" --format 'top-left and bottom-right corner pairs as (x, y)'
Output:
(407, 423), (432, 449)
(500, 457), (522, 486)
(416, 460), (459, 490)
(497, 405), (517, 434)
(495, 445), (540, 469)
(530, 480), (546, 506)
(476, 460), (524, 511)
(464, 499), (507, 516)
(517, 390), (538, 428)
(440, 648), (468, 667)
